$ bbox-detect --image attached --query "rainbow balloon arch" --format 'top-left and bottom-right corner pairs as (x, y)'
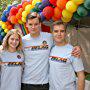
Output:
(0, 0), (90, 42)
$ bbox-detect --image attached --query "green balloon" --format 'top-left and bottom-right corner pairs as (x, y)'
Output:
(1, 32), (6, 37)
(73, 12), (82, 21)
(30, 8), (39, 13)
(77, 5), (88, 17)
(0, 28), (4, 33)
(84, 0), (90, 10)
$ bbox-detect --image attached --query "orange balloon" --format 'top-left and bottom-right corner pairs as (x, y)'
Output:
(57, 0), (68, 10)
(10, 16), (18, 24)
(52, 16), (60, 21)
(53, 7), (62, 19)
(16, 13), (22, 20)
(22, 1), (29, 10)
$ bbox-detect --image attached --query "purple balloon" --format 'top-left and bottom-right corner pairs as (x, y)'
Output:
(40, 12), (46, 22)
(39, 0), (51, 10)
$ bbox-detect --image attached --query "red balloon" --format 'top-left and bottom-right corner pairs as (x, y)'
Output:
(10, 15), (18, 24)
(7, 24), (13, 30)
(9, 7), (18, 16)
(43, 6), (54, 20)
(17, 4), (22, 10)
(49, 0), (57, 6)
(57, 0), (68, 10)
(53, 7), (62, 19)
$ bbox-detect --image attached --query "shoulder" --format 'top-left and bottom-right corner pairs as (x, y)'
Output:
(41, 32), (52, 39)
(22, 34), (30, 40)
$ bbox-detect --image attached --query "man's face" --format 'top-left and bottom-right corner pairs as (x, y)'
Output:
(26, 18), (41, 35)
(53, 24), (66, 44)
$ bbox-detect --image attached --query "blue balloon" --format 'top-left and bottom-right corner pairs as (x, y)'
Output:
(1, 15), (7, 22)
(7, 5), (12, 11)
(0, 35), (3, 41)
(3, 10), (9, 16)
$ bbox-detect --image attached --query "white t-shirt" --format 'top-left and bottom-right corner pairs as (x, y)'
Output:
(49, 44), (84, 90)
(22, 32), (53, 84)
(0, 50), (24, 90)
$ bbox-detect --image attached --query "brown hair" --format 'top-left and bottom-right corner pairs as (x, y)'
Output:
(2, 29), (22, 51)
(26, 12), (41, 22)
(52, 21), (67, 31)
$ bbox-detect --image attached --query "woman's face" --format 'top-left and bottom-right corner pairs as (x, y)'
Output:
(8, 34), (20, 50)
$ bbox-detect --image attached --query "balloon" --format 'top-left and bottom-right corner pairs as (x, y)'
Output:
(49, 0), (57, 6)
(32, 0), (42, 5)
(10, 16), (18, 24)
(17, 4), (22, 10)
(0, 35), (3, 41)
(1, 32), (6, 37)
(7, 5), (12, 11)
(40, 12), (46, 22)
(4, 29), (9, 33)
(71, 0), (84, 5)
(38, 0), (51, 10)
(22, 17), (26, 22)
(16, 13), (22, 20)
(0, 28), (4, 33)
(2, 24), (7, 29)
(62, 9), (73, 19)
(43, 6), (54, 20)
(25, 4), (34, 14)
(61, 17), (71, 22)
(3, 10), (9, 16)
(52, 16), (60, 21)
(66, 1), (78, 13)
(56, 0), (68, 10)
(7, 25), (13, 30)
(84, 0), (90, 10)
(34, 2), (42, 12)
(18, 20), (23, 24)
(9, 7), (18, 16)
(73, 12), (82, 21)
(22, 1), (29, 10)
(53, 7), (62, 19)
(1, 15), (7, 22)
(22, 11), (28, 18)
(77, 5), (88, 17)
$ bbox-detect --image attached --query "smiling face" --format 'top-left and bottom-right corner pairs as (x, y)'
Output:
(8, 33), (20, 50)
(53, 24), (67, 46)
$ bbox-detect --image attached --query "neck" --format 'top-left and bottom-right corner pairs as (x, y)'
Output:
(30, 32), (40, 38)
(8, 47), (17, 52)
(55, 41), (68, 46)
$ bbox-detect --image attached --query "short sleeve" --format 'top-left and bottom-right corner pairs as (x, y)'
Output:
(70, 56), (84, 72)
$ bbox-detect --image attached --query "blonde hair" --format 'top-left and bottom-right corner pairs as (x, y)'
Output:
(2, 29), (22, 51)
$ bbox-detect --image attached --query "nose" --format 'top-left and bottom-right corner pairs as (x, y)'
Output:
(32, 25), (35, 28)
(57, 31), (61, 35)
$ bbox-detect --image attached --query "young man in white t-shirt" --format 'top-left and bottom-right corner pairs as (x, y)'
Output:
(49, 21), (85, 90)
(21, 12), (82, 90)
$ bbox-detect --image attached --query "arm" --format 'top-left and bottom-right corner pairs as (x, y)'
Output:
(71, 46), (82, 58)
(76, 71), (85, 90)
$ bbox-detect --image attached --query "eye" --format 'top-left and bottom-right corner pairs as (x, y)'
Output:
(54, 30), (58, 33)
(61, 30), (65, 33)
(16, 39), (19, 41)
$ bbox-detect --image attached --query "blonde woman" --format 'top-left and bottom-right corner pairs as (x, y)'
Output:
(0, 29), (24, 90)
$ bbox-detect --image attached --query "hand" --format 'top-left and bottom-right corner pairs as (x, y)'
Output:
(71, 46), (82, 58)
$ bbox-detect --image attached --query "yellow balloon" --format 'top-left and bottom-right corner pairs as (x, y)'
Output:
(18, 20), (23, 24)
(71, 0), (84, 5)
(32, 0), (42, 5)
(66, 1), (78, 13)
(22, 17), (26, 23)
(25, 4), (34, 14)
(2, 24), (7, 29)
(4, 29), (9, 33)
(62, 9), (73, 19)
(22, 11), (28, 18)
(61, 17), (71, 22)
